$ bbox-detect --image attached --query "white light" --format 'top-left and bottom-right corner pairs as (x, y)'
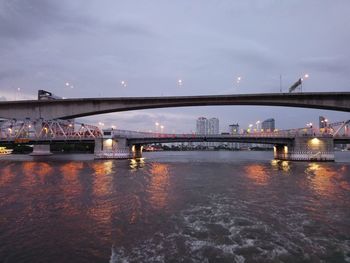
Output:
(304, 74), (309, 78)
(65, 82), (70, 86)
(121, 80), (127, 87)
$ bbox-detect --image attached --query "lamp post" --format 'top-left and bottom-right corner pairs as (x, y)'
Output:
(248, 124), (253, 133)
(235, 76), (242, 93)
(300, 74), (309, 92)
(256, 120), (261, 132)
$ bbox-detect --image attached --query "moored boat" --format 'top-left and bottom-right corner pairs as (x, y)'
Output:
(0, 147), (13, 155)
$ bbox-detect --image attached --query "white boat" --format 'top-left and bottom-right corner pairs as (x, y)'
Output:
(0, 147), (13, 155)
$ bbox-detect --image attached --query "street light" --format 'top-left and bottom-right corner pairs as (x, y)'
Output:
(121, 80), (127, 88)
(300, 73), (309, 92)
(256, 120), (261, 132)
(248, 124), (253, 133)
(177, 79), (183, 87)
(160, 125), (164, 133)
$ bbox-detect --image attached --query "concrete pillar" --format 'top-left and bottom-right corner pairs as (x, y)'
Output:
(274, 136), (334, 161)
(94, 137), (131, 159)
(30, 144), (52, 156)
(132, 144), (143, 159)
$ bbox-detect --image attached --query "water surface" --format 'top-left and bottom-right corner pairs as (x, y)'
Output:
(0, 151), (350, 262)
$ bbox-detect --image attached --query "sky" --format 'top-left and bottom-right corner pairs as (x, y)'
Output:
(0, 0), (350, 133)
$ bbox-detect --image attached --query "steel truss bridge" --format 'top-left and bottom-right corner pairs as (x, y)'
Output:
(0, 119), (101, 144)
(0, 118), (349, 145)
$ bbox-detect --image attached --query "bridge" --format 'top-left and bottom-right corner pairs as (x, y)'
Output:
(1, 117), (349, 161)
(96, 128), (350, 161)
(0, 92), (349, 120)
(0, 90), (349, 161)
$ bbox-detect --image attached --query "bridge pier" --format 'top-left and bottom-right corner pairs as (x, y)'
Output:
(30, 144), (52, 156)
(131, 144), (143, 159)
(274, 136), (334, 161)
(94, 137), (131, 159)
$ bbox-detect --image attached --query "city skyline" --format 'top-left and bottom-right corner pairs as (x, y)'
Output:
(0, 1), (350, 132)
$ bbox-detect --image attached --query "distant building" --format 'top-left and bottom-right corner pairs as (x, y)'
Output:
(208, 118), (219, 135)
(229, 123), (240, 149)
(196, 117), (220, 147)
(319, 116), (327, 129)
(196, 117), (208, 135)
(262, 118), (275, 132)
(229, 123), (239, 134)
(196, 117), (208, 147)
(208, 118), (219, 147)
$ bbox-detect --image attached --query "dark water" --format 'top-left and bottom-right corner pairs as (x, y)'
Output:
(0, 151), (350, 263)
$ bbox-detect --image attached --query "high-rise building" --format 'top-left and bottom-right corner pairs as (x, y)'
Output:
(196, 117), (220, 147)
(262, 118), (275, 132)
(196, 117), (208, 135)
(208, 118), (219, 135)
(208, 118), (219, 147)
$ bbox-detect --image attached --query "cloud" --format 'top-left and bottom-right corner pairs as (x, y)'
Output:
(0, 0), (62, 40)
(299, 56), (350, 74)
(0, 69), (24, 81)
(0, 0), (97, 42)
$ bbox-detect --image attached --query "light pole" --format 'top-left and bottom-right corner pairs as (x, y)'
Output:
(155, 122), (159, 133)
(248, 124), (253, 133)
(256, 120), (261, 132)
(235, 76), (242, 93)
(160, 125), (164, 134)
(300, 74), (309, 92)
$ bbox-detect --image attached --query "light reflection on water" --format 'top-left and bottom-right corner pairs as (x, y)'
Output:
(0, 152), (349, 262)
(244, 164), (269, 185)
(147, 163), (171, 209)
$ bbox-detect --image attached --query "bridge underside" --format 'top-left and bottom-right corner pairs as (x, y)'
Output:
(0, 92), (349, 120)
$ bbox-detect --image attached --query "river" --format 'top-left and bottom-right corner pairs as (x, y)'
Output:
(0, 151), (349, 262)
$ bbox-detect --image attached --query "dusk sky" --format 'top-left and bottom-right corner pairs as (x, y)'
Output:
(1, 0), (350, 133)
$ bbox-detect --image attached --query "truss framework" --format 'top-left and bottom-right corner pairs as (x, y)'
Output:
(0, 119), (102, 141)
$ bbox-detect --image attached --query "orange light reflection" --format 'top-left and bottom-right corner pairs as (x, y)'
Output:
(245, 164), (269, 186)
(306, 163), (349, 198)
(0, 164), (16, 187)
(148, 163), (171, 209)
(21, 162), (53, 187)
